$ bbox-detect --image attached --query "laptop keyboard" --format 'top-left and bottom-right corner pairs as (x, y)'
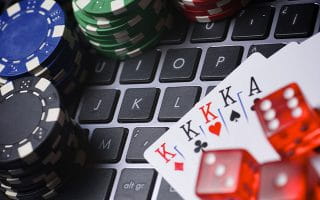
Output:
(57, 0), (320, 199)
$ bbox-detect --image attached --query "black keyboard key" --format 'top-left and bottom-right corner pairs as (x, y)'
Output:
(89, 59), (118, 85)
(247, 44), (285, 58)
(206, 86), (216, 95)
(79, 89), (120, 123)
(90, 128), (128, 163)
(160, 48), (201, 82)
(114, 169), (157, 200)
(275, 4), (318, 39)
(191, 20), (229, 43)
(157, 179), (183, 200)
(57, 168), (116, 200)
(160, 14), (188, 44)
(118, 88), (160, 122)
(126, 127), (168, 163)
(120, 50), (160, 84)
(200, 46), (243, 81)
(159, 87), (201, 122)
(232, 6), (274, 40)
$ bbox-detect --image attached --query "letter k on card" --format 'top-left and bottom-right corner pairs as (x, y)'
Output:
(144, 127), (201, 199)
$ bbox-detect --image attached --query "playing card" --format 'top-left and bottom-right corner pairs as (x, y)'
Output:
(145, 32), (320, 199)
(144, 53), (268, 199)
(234, 33), (320, 162)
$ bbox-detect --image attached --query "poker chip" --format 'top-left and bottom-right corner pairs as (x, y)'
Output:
(0, 0), (88, 105)
(0, 77), (88, 200)
(175, 0), (252, 22)
(72, 0), (173, 60)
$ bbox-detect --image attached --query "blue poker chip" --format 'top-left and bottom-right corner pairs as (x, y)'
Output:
(0, 29), (78, 87)
(33, 33), (79, 80)
(0, 0), (66, 78)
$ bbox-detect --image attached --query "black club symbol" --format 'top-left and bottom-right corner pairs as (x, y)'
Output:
(194, 140), (208, 153)
(251, 98), (261, 111)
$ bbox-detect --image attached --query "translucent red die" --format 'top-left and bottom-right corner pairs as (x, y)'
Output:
(255, 83), (320, 158)
(258, 159), (307, 200)
(308, 154), (320, 200)
(195, 149), (260, 200)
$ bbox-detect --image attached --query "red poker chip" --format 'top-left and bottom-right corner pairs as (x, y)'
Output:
(177, 0), (239, 11)
(177, 0), (251, 22)
(179, 0), (233, 7)
(177, 0), (241, 16)
(182, 4), (239, 22)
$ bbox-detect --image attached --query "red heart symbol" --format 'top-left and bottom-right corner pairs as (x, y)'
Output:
(209, 122), (222, 136)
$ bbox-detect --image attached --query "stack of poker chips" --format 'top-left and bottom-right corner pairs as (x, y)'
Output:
(72, 0), (173, 60)
(0, 0), (88, 103)
(175, 0), (251, 23)
(0, 77), (87, 200)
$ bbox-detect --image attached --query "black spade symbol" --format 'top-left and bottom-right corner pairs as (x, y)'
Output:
(230, 110), (241, 122)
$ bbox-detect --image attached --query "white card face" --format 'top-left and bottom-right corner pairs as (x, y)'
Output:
(238, 33), (320, 161)
(145, 33), (320, 200)
(144, 53), (268, 200)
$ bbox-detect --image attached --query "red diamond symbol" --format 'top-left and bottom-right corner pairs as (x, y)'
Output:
(174, 162), (184, 171)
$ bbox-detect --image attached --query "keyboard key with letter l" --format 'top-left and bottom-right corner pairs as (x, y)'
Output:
(200, 46), (243, 81)
(160, 48), (201, 82)
(126, 127), (168, 163)
(118, 88), (160, 122)
(120, 50), (161, 84)
(78, 89), (120, 123)
(232, 6), (275, 40)
(90, 128), (128, 163)
(114, 169), (157, 200)
(275, 4), (318, 39)
(159, 87), (201, 122)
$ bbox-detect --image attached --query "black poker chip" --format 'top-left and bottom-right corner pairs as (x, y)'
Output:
(0, 77), (65, 169)
(0, 77), (87, 200)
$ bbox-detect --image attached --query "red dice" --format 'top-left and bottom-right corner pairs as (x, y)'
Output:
(308, 154), (320, 200)
(255, 83), (320, 158)
(258, 159), (307, 200)
(195, 149), (260, 200)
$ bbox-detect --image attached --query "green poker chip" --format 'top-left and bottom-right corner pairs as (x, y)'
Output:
(72, 0), (172, 60)
(79, 0), (167, 36)
(79, 2), (169, 44)
(74, 0), (153, 17)
(98, 14), (173, 59)
(92, 12), (172, 50)
(72, 1), (133, 29)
